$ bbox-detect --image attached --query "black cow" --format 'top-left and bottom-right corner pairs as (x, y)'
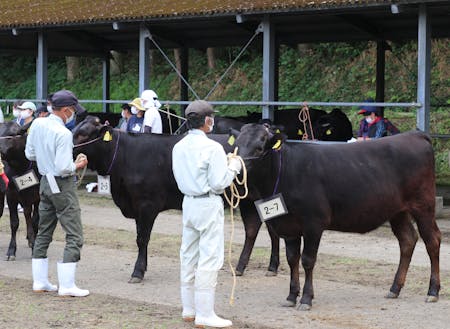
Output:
(72, 116), (280, 282)
(312, 108), (353, 141)
(232, 123), (441, 310)
(216, 108), (353, 141)
(0, 122), (40, 260)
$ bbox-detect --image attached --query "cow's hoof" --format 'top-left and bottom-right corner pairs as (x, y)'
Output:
(281, 300), (296, 307)
(235, 270), (243, 277)
(128, 277), (142, 284)
(297, 303), (312, 311)
(425, 295), (438, 303)
(385, 291), (399, 299)
(6, 255), (16, 261)
(265, 270), (277, 277)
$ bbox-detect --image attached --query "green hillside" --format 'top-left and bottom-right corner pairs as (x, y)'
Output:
(0, 40), (449, 183)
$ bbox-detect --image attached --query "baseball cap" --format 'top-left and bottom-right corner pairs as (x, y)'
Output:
(17, 101), (37, 112)
(50, 90), (86, 114)
(358, 99), (377, 115)
(185, 100), (218, 116)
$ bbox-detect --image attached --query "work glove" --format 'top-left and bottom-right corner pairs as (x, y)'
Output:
(227, 154), (242, 174)
(75, 153), (88, 170)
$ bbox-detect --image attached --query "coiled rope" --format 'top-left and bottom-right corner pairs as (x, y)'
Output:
(223, 147), (248, 306)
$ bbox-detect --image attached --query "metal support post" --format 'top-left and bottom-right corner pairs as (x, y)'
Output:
(102, 55), (110, 113)
(417, 4), (431, 132)
(262, 17), (275, 121)
(36, 31), (48, 102)
(139, 25), (151, 95)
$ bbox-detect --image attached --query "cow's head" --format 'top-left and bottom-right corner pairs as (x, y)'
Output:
(72, 115), (113, 167)
(232, 123), (285, 169)
(0, 121), (29, 162)
(72, 115), (107, 145)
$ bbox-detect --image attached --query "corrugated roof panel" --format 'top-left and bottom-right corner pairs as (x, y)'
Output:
(0, 0), (420, 29)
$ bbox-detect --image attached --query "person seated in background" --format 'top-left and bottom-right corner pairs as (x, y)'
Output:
(17, 101), (37, 126)
(356, 103), (386, 140)
(117, 103), (133, 132)
(126, 98), (146, 133)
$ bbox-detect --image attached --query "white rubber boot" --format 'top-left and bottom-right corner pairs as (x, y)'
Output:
(57, 262), (89, 297)
(32, 258), (57, 292)
(181, 283), (195, 322)
(194, 289), (232, 328)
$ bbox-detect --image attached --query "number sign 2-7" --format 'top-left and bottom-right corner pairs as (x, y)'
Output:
(254, 193), (288, 222)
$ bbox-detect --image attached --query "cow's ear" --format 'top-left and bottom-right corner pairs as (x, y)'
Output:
(227, 128), (240, 146)
(99, 125), (113, 142)
(269, 133), (285, 151)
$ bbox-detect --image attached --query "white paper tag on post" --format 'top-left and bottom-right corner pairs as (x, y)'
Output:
(254, 193), (288, 222)
(97, 175), (111, 195)
(45, 173), (60, 194)
(12, 170), (40, 191)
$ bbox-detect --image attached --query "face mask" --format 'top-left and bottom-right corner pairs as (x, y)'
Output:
(65, 109), (75, 125)
(121, 111), (126, 118)
(205, 116), (214, 132)
(131, 107), (138, 115)
(13, 109), (20, 118)
(20, 110), (32, 120)
(365, 117), (374, 124)
(47, 105), (53, 113)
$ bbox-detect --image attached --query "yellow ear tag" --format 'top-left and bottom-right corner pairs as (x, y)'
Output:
(297, 129), (303, 135)
(326, 129), (331, 135)
(272, 139), (282, 150)
(103, 131), (113, 142)
(227, 135), (235, 146)
(275, 129), (280, 133)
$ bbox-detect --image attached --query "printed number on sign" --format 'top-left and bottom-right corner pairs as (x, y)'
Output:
(97, 175), (111, 195)
(254, 193), (288, 222)
(12, 170), (39, 191)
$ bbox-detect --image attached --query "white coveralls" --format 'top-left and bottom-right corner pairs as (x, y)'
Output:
(172, 129), (237, 323)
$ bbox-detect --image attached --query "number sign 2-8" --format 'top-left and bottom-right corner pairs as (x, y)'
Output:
(254, 193), (288, 222)
(12, 170), (39, 191)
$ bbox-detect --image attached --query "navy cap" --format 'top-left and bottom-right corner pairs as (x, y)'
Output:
(51, 90), (86, 114)
(358, 99), (377, 115)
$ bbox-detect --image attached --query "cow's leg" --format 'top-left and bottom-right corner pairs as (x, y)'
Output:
(412, 208), (441, 302)
(235, 202), (261, 276)
(281, 237), (301, 307)
(387, 212), (418, 299)
(23, 205), (35, 249)
(266, 223), (280, 276)
(298, 231), (322, 311)
(236, 200), (280, 276)
(129, 215), (156, 283)
(6, 199), (19, 261)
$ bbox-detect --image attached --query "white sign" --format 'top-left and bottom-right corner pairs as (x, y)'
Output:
(13, 170), (39, 191)
(97, 175), (111, 195)
(254, 193), (288, 222)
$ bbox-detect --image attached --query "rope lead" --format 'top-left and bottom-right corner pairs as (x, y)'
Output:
(223, 147), (248, 306)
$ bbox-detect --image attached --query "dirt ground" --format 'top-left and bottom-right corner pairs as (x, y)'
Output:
(1, 192), (450, 329)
